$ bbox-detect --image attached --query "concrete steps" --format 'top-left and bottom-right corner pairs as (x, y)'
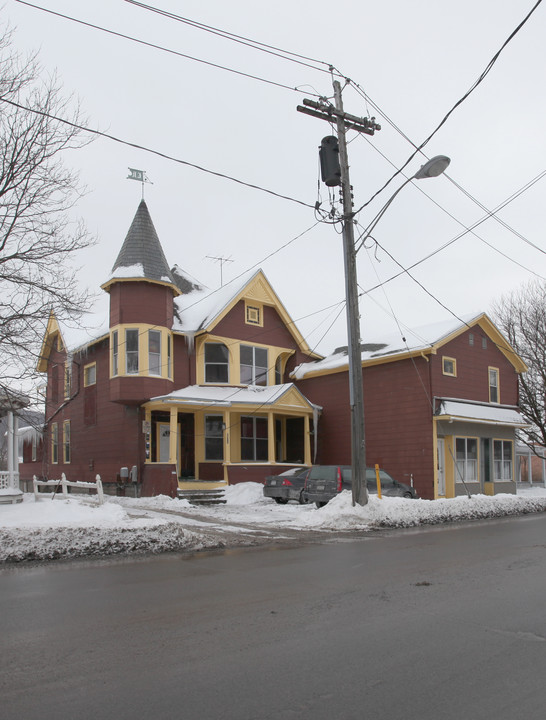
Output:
(177, 488), (226, 505)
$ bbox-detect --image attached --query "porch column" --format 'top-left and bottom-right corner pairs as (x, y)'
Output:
(7, 411), (14, 488)
(267, 411), (275, 463)
(169, 407), (178, 471)
(13, 414), (19, 488)
(303, 414), (311, 466)
(223, 411), (231, 483)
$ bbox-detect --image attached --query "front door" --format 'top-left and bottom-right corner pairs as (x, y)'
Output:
(437, 438), (446, 496)
(158, 423), (171, 462)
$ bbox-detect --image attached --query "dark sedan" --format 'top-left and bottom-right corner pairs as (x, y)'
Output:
(263, 467), (310, 504)
(304, 465), (419, 507)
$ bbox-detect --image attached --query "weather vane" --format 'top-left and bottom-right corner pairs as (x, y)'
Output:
(127, 168), (153, 199)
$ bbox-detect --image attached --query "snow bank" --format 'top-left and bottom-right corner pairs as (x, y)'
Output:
(0, 497), (198, 563)
(224, 482), (265, 505)
(292, 491), (546, 530)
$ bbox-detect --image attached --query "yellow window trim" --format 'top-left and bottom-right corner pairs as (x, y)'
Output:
(488, 366), (500, 403)
(63, 420), (71, 464)
(442, 356), (457, 377)
(196, 334), (295, 386)
(109, 324), (173, 380)
(51, 422), (59, 465)
(84, 362), (97, 387)
(245, 302), (263, 327)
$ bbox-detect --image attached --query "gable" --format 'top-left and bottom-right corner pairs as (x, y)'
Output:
(37, 311), (64, 373)
(192, 270), (320, 359)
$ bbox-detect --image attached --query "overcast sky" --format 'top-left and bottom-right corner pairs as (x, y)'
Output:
(4, 0), (546, 356)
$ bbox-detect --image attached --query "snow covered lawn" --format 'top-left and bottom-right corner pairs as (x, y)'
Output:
(1, 483), (546, 563)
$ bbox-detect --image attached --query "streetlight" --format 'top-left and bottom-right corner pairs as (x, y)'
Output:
(345, 154), (450, 506)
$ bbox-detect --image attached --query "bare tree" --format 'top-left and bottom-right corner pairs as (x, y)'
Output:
(0, 24), (93, 400)
(492, 279), (546, 451)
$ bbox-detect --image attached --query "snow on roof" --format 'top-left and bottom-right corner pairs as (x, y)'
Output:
(173, 270), (258, 333)
(57, 293), (110, 354)
(292, 313), (484, 379)
(437, 399), (528, 427)
(106, 263), (145, 281)
(151, 382), (318, 409)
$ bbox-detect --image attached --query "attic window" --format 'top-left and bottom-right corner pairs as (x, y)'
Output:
(442, 357), (457, 377)
(246, 303), (262, 326)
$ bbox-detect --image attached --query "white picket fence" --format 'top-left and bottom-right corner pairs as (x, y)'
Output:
(33, 473), (104, 505)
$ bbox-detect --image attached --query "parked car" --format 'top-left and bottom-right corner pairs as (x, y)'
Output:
(304, 465), (418, 507)
(263, 467), (310, 504)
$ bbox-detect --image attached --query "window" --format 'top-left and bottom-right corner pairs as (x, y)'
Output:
(149, 330), (161, 375)
(64, 364), (71, 398)
(482, 336), (487, 349)
(494, 440), (512, 481)
(240, 345), (268, 386)
(205, 343), (229, 383)
(167, 334), (172, 377)
(84, 363), (96, 387)
(112, 331), (119, 376)
(205, 416), (224, 460)
(246, 304), (261, 326)
(489, 367), (499, 403)
(31, 433), (37, 462)
(51, 423), (59, 464)
(241, 416), (268, 461)
(469, 333), (474, 346)
(126, 329), (139, 374)
(455, 437), (478, 483)
(442, 356), (457, 377)
(51, 365), (59, 404)
(63, 421), (71, 464)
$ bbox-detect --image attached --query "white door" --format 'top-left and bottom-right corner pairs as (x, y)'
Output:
(437, 438), (446, 496)
(159, 423), (171, 462)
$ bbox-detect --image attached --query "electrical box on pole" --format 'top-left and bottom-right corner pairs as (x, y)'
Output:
(319, 136), (341, 187)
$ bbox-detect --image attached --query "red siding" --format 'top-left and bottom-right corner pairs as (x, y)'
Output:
(109, 282), (174, 328)
(295, 356), (434, 499)
(431, 330), (519, 406)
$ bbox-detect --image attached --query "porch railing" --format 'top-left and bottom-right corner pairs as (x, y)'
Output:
(0, 470), (20, 491)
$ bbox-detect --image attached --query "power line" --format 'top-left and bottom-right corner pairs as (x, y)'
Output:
(358, 167), (546, 297)
(124, 0), (336, 75)
(350, 81), (546, 260)
(15, 0), (324, 97)
(351, 0), (544, 215)
(0, 96), (315, 210)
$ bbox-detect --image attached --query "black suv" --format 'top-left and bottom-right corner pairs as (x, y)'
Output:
(304, 465), (418, 507)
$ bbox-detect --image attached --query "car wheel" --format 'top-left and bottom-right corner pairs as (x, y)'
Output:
(315, 501), (327, 508)
(274, 497), (288, 504)
(403, 491), (413, 499)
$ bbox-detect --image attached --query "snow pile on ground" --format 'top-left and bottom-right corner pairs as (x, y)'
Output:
(0, 497), (199, 563)
(292, 490), (546, 530)
(1, 484), (546, 564)
(224, 482), (265, 505)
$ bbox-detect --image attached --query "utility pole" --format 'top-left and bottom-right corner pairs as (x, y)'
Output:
(297, 80), (381, 506)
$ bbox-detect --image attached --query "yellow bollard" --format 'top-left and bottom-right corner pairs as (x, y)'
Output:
(374, 464), (382, 499)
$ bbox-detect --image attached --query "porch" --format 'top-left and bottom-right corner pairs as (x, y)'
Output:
(142, 383), (319, 494)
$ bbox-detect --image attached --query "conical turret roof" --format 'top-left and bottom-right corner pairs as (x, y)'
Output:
(110, 200), (175, 285)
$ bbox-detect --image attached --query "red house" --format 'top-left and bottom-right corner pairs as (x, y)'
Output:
(291, 316), (528, 499)
(24, 200), (527, 501)
(27, 200), (320, 497)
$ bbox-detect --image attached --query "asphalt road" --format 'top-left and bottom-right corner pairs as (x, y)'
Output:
(1, 514), (545, 720)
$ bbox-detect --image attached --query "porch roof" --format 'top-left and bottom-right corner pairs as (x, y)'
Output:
(435, 398), (528, 428)
(148, 383), (321, 412)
